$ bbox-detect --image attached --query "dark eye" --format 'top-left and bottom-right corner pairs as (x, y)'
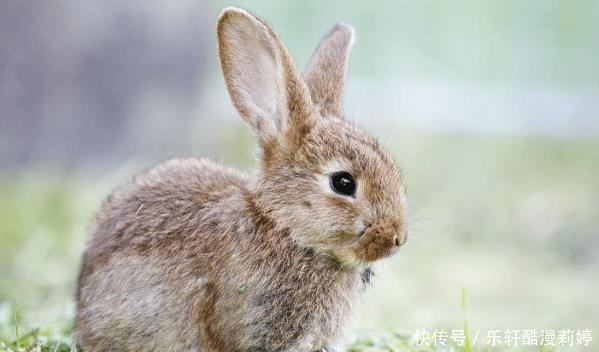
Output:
(330, 171), (356, 197)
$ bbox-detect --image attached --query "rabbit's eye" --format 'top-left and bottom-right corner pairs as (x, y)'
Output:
(330, 171), (356, 197)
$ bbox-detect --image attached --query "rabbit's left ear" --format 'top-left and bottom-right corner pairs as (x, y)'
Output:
(217, 7), (315, 146)
(304, 24), (355, 119)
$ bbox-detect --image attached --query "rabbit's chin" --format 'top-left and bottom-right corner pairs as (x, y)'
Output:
(323, 241), (401, 269)
(327, 247), (398, 269)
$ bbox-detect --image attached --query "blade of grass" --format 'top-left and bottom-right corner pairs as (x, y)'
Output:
(461, 287), (474, 352)
(13, 314), (19, 350)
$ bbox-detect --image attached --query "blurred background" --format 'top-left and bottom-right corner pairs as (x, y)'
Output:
(1, 0), (598, 347)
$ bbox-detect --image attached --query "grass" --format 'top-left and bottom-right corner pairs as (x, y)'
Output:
(0, 325), (74, 352)
(0, 297), (564, 352)
(0, 306), (481, 352)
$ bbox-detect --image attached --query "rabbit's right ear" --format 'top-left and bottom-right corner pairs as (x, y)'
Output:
(304, 24), (354, 119)
(217, 7), (314, 145)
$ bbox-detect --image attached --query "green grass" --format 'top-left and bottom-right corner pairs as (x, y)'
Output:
(0, 320), (485, 352)
(0, 325), (74, 352)
(0, 299), (563, 352)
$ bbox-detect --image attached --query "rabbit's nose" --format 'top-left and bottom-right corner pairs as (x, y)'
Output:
(393, 228), (408, 247)
(350, 218), (405, 262)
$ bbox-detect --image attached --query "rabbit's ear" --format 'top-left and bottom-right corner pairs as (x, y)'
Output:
(217, 7), (314, 144)
(304, 24), (354, 119)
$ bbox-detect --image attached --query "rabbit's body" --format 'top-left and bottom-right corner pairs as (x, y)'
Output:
(77, 158), (360, 351)
(77, 7), (408, 351)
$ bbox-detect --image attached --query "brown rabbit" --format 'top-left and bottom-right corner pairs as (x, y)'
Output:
(75, 7), (408, 352)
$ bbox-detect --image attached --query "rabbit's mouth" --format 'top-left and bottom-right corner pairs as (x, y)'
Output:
(350, 219), (406, 262)
(357, 225), (369, 238)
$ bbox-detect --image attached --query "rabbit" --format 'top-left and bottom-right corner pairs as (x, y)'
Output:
(75, 7), (408, 352)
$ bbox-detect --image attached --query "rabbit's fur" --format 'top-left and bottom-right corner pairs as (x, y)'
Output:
(76, 7), (408, 352)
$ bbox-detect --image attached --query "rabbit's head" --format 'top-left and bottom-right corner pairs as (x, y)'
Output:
(218, 8), (407, 266)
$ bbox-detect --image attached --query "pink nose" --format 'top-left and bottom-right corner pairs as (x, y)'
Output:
(350, 218), (406, 262)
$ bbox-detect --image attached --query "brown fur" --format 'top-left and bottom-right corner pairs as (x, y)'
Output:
(76, 7), (408, 352)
